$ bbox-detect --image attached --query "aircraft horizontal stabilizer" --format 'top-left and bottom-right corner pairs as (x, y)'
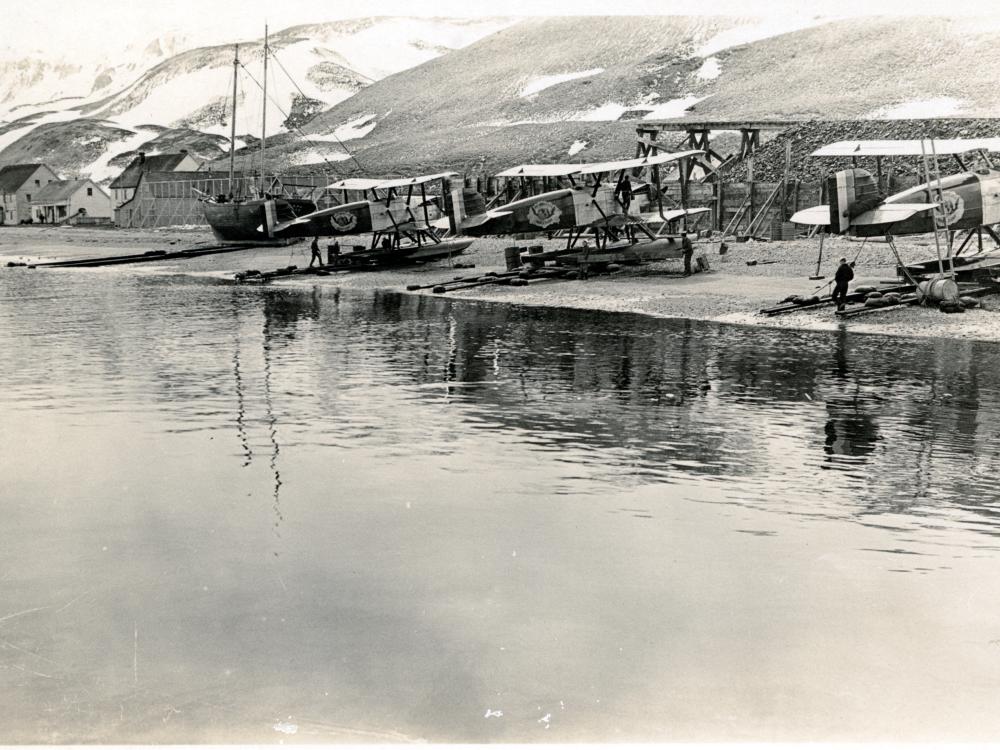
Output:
(851, 203), (937, 226)
(635, 207), (711, 222)
(460, 210), (511, 229)
(789, 206), (832, 226)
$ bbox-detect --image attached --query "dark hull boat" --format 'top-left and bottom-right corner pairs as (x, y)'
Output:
(202, 197), (317, 243)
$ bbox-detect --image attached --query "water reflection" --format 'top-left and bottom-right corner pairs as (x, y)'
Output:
(824, 329), (881, 460)
(6, 270), (1000, 741)
(4, 273), (1000, 536)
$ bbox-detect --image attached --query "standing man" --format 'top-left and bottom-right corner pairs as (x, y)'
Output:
(309, 236), (322, 268)
(327, 240), (340, 266)
(832, 257), (854, 311)
(682, 236), (694, 277)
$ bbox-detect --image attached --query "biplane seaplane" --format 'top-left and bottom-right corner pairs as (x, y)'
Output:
(240, 172), (473, 274)
(790, 138), (1000, 250)
(451, 150), (709, 265)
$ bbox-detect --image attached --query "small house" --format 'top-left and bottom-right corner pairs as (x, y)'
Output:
(0, 163), (60, 224)
(31, 180), (112, 224)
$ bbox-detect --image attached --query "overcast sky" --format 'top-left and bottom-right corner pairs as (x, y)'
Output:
(6, 0), (1000, 59)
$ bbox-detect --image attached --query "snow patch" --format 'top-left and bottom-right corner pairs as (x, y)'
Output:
(287, 149), (353, 166)
(82, 127), (153, 183)
(0, 108), (82, 152)
(323, 18), (512, 82)
(519, 68), (604, 98)
(867, 97), (967, 119)
(696, 16), (827, 57)
(696, 57), (722, 80)
(642, 95), (712, 120)
(310, 114), (378, 142)
(573, 103), (628, 122)
(568, 140), (588, 157)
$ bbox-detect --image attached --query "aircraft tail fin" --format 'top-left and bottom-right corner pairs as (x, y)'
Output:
(444, 180), (486, 234)
(827, 168), (881, 232)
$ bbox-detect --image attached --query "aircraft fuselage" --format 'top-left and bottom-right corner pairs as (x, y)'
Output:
(854, 168), (1000, 237)
(463, 185), (625, 236)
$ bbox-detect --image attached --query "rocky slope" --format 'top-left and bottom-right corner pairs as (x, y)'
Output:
(727, 118), (1000, 183)
(6, 14), (1000, 184)
(276, 14), (1000, 176)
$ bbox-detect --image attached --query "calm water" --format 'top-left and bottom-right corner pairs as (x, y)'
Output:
(3, 268), (1000, 742)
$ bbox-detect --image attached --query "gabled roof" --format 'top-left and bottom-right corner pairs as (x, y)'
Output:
(137, 170), (230, 183)
(0, 163), (50, 193)
(33, 180), (106, 204)
(109, 153), (198, 189)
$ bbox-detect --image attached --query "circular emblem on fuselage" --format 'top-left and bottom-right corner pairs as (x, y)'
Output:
(526, 200), (561, 228)
(331, 211), (358, 231)
(940, 190), (965, 226)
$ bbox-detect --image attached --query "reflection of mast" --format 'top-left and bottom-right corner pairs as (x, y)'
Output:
(228, 45), (239, 197)
(259, 25), (268, 195)
(231, 294), (253, 467)
(262, 316), (284, 542)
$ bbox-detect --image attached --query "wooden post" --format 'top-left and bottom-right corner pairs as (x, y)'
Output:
(679, 159), (689, 232)
(781, 139), (791, 220)
(716, 179), (724, 232)
(810, 231), (826, 280)
(747, 158), (755, 236)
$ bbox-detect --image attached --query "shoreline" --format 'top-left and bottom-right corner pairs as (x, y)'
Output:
(3, 225), (999, 344)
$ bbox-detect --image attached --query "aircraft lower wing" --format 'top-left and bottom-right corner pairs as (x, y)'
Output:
(851, 202), (937, 226)
(637, 207), (711, 222)
(789, 205), (831, 226)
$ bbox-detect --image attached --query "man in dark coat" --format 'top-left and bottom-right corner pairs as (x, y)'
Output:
(682, 236), (694, 276)
(832, 257), (854, 311)
(309, 237), (322, 267)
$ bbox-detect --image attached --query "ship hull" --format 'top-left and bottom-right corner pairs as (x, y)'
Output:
(203, 198), (317, 243)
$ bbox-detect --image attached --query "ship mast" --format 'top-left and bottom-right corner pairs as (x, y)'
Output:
(259, 25), (268, 196)
(228, 44), (239, 198)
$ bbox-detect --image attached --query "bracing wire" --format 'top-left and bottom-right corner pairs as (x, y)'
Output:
(268, 51), (366, 174)
(239, 61), (359, 178)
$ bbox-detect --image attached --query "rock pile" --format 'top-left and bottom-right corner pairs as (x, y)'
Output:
(726, 118), (1000, 183)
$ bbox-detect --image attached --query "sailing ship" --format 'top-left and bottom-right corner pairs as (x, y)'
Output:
(203, 28), (472, 267)
(202, 28), (317, 243)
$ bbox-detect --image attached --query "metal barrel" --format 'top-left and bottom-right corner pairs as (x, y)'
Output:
(916, 277), (959, 303)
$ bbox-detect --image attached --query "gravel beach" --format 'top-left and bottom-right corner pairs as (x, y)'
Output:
(3, 224), (999, 342)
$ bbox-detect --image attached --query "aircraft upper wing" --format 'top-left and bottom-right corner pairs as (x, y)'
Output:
(368, 172), (458, 189)
(851, 202), (937, 225)
(494, 164), (584, 178)
(325, 172), (457, 191)
(812, 139), (1000, 157)
(789, 205), (831, 226)
(495, 151), (704, 179)
(325, 178), (383, 191)
(576, 150), (704, 174)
